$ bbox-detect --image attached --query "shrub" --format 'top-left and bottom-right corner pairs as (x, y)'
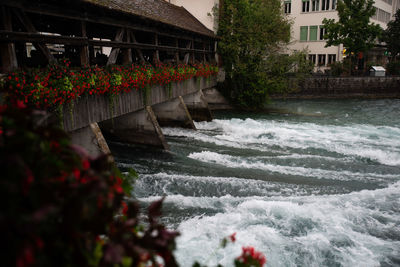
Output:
(0, 103), (179, 267)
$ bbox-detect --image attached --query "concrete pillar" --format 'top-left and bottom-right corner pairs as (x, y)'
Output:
(100, 106), (169, 150)
(202, 88), (233, 110)
(182, 90), (213, 122)
(152, 96), (196, 129)
(69, 123), (114, 161)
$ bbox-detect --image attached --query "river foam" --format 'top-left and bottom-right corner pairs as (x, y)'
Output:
(172, 182), (400, 267)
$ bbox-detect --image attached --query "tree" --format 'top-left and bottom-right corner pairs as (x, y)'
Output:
(322, 0), (382, 71)
(218, 0), (310, 109)
(383, 8), (400, 62)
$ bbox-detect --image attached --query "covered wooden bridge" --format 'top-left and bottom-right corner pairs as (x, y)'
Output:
(0, 0), (217, 72)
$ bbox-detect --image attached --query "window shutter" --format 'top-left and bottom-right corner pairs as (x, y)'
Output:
(300, 26), (308, 41)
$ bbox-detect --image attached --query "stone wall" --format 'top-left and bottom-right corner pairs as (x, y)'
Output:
(271, 76), (400, 99)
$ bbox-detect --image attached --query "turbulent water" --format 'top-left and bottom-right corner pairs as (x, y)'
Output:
(110, 99), (400, 267)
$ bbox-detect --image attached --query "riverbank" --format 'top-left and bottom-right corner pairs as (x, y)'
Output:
(271, 76), (400, 99)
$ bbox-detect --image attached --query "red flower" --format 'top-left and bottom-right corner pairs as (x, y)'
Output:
(82, 159), (90, 170)
(236, 246), (267, 267)
(73, 168), (80, 179)
(121, 201), (128, 215)
(229, 232), (236, 242)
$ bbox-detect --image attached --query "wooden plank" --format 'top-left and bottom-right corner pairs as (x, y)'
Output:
(0, 7), (18, 72)
(107, 28), (125, 66)
(12, 9), (56, 63)
(80, 21), (90, 67)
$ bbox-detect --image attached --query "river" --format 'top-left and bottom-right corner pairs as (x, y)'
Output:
(109, 99), (400, 267)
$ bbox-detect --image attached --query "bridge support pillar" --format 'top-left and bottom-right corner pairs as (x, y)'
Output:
(69, 123), (113, 161)
(182, 90), (213, 122)
(152, 96), (196, 129)
(100, 106), (169, 150)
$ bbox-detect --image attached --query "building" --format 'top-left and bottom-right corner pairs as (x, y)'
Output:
(284, 0), (400, 71)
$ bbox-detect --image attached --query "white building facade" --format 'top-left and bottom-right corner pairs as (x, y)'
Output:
(284, 0), (399, 71)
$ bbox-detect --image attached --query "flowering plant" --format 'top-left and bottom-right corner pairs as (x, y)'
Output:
(3, 60), (218, 110)
(0, 103), (179, 267)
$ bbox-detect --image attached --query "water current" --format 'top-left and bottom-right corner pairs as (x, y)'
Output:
(110, 99), (400, 267)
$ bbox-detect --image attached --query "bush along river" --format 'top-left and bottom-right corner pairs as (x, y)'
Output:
(109, 99), (400, 267)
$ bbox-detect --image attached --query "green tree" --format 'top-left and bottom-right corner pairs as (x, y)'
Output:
(218, 0), (307, 109)
(383, 8), (400, 62)
(322, 0), (382, 71)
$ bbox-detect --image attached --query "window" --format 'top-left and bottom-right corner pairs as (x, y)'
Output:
(312, 0), (320, 11)
(318, 54), (326, 66)
(328, 54), (336, 64)
(284, 0), (291, 13)
(302, 0), (310, 12)
(300, 26), (308, 41)
(321, 0), (330, 10)
(331, 0), (336, 9)
(319, 26), (326, 40)
(309, 54), (316, 65)
(309, 26), (318, 41)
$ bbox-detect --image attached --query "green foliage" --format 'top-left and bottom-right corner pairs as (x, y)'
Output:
(218, 0), (311, 109)
(322, 0), (382, 56)
(382, 9), (400, 62)
(386, 61), (400, 75)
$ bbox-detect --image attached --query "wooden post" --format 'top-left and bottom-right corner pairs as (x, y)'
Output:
(202, 41), (206, 63)
(129, 30), (145, 63)
(13, 9), (56, 63)
(175, 38), (180, 64)
(80, 21), (90, 67)
(0, 7), (18, 72)
(122, 28), (132, 64)
(106, 28), (125, 66)
(183, 40), (191, 64)
(153, 33), (160, 63)
(191, 38), (195, 64)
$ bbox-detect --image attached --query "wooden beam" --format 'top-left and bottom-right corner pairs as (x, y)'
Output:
(12, 9), (56, 63)
(0, 31), (88, 45)
(107, 28), (125, 66)
(122, 28), (132, 64)
(0, 31), (215, 56)
(80, 21), (90, 67)
(0, 7), (18, 72)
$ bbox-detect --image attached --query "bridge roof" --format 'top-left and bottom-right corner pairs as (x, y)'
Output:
(83, 0), (215, 37)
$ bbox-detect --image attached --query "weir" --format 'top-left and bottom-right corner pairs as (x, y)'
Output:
(64, 76), (219, 153)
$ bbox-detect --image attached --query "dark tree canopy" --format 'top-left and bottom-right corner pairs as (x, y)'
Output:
(322, 0), (382, 56)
